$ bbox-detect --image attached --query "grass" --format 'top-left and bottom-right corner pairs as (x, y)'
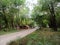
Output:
(0, 29), (19, 35)
(8, 28), (60, 45)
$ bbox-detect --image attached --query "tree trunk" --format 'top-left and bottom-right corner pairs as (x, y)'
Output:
(2, 5), (8, 28)
(48, 2), (57, 31)
(0, 25), (1, 30)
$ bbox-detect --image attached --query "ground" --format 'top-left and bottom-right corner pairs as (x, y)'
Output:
(9, 28), (60, 45)
(0, 28), (37, 45)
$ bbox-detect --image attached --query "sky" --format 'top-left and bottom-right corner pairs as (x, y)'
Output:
(25, 0), (37, 17)
(25, 0), (37, 11)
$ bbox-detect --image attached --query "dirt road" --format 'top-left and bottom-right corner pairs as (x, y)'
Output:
(0, 28), (37, 45)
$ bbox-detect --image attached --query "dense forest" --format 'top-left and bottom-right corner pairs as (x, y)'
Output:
(32, 0), (60, 31)
(0, 0), (60, 45)
(0, 0), (60, 31)
(0, 0), (35, 31)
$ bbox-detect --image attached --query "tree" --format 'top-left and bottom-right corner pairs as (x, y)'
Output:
(32, 0), (60, 31)
(0, 0), (26, 30)
(32, 6), (49, 28)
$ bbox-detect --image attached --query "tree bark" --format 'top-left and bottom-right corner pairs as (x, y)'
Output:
(48, 2), (57, 31)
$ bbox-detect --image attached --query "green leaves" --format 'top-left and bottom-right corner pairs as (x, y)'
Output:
(0, 0), (28, 29)
(13, 0), (25, 6)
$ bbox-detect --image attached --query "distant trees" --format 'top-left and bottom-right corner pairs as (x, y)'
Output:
(0, 0), (36, 31)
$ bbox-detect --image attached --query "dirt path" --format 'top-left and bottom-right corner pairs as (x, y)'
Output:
(0, 28), (37, 45)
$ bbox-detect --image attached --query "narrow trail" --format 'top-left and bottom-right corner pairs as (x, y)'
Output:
(0, 28), (37, 45)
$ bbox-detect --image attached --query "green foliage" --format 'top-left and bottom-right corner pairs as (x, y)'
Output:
(32, 7), (49, 27)
(8, 41), (19, 45)
(0, 0), (31, 30)
(0, 29), (18, 35)
(0, 0), (35, 30)
(56, 15), (60, 27)
(32, 0), (60, 30)
(9, 29), (60, 45)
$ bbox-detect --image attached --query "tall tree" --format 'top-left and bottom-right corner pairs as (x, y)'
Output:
(32, 0), (60, 31)
(0, 0), (26, 29)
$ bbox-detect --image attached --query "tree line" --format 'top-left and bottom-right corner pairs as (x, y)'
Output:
(32, 0), (60, 31)
(0, 0), (35, 31)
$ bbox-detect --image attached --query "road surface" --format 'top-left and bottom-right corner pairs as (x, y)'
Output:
(0, 28), (37, 45)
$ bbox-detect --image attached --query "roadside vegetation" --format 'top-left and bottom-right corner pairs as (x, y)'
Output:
(0, 0), (35, 33)
(8, 28), (60, 45)
(0, 29), (19, 35)
(0, 0), (60, 45)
